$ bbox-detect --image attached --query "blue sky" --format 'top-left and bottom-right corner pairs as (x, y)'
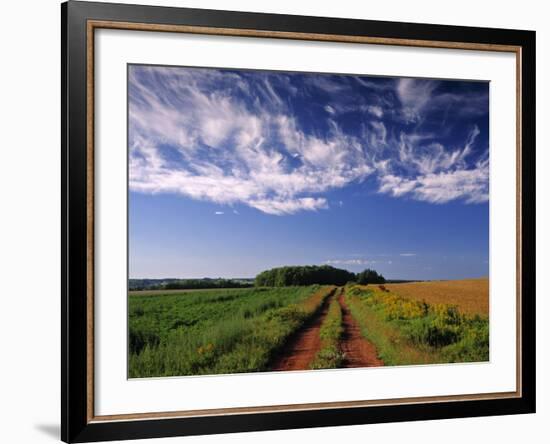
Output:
(128, 65), (489, 280)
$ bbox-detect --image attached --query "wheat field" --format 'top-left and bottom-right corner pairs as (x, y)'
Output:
(384, 278), (489, 316)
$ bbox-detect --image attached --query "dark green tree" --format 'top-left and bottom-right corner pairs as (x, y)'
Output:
(356, 268), (386, 285)
(255, 265), (356, 287)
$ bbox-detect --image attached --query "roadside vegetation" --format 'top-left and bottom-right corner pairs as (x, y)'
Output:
(310, 291), (345, 369)
(345, 284), (489, 365)
(129, 285), (334, 377)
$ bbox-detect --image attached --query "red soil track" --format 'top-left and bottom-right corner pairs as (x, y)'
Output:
(338, 292), (384, 368)
(269, 292), (334, 371)
(269, 288), (383, 371)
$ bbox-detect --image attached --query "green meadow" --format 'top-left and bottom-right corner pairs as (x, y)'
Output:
(129, 285), (333, 377)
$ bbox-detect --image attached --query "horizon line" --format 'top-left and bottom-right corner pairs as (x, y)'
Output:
(129, 275), (490, 281)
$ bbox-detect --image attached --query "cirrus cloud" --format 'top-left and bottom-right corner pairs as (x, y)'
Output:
(129, 66), (489, 214)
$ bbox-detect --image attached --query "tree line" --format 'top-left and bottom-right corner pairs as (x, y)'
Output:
(255, 265), (385, 287)
(129, 278), (253, 291)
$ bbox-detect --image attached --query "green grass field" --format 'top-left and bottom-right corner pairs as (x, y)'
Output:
(129, 285), (333, 377)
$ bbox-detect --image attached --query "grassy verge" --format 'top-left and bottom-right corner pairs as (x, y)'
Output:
(345, 285), (489, 366)
(310, 291), (344, 369)
(129, 285), (334, 377)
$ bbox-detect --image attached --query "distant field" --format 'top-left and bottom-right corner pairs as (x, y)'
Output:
(384, 278), (489, 316)
(129, 287), (247, 296)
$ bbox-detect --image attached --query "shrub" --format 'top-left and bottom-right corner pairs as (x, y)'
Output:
(266, 305), (307, 324)
(356, 268), (386, 285)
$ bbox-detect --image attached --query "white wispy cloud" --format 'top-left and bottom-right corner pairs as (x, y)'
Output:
(325, 259), (377, 266)
(129, 67), (489, 214)
(129, 67), (377, 216)
(366, 105), (384, 118)
(215, 211), (224, 215)
(377, 126), (488, 204)
(378, 163), (489, 204)
(368, 121), (387, 149)
(400, 253), (417, 257)
(396, 78), (438, 123)
(249, 197), (328, 215)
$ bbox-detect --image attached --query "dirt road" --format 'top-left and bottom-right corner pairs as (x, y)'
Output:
(338, 291), (384, 368)
(269, 288), (383, 371)
(269, 291), (335, 371)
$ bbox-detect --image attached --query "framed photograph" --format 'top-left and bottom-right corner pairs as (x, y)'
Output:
(61, 1), (535, 442)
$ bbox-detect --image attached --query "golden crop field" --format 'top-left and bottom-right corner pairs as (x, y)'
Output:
(384, 278), (489, 316)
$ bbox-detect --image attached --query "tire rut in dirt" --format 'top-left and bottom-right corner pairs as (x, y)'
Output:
(338, 291), (384, 368)
(269, 290), (336, 371)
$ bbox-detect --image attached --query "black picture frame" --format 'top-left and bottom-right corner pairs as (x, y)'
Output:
(61, 1), (536, 442)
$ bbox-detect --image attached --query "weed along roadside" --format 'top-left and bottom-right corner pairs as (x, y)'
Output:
(310, 289), (345, 369)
